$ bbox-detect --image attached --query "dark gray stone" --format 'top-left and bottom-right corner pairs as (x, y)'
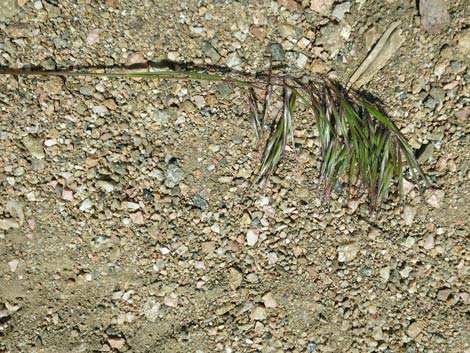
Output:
(165, 163), (184, 188)
(192, 195), (209, 210)
(270, 43), (285, 61)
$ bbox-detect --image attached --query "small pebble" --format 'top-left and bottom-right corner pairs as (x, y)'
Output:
(250, 306), (267, 321)
(163, 293), (178, 307)
(79, 199), (93, 211)
(86, 29), (101, 45)
(23, 136), (45, 159)
(228, 267), (243, 290)
(310, 0), (334, 14)
(165, 163), (184, 188)
(262, 292), (277, 308)
(419, 0), (450, 34)
(8, 259), (19, 272)
(426, 190), (445, 208)
(108, 337), (126, 350)
(246, 229), (259, 246)
(337, 243), (360, 262)
(407, 322), (424, 338)
(332, 2), (351, 20)
(423, 233), (435, 250)
(403, 205), (416, 226)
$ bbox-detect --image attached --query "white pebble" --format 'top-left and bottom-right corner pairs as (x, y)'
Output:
(160, 247), (170, 255)
(337, 243), (360, 262)
(79, 199), (92, 211)
(124, 201), (140, 210)
(8, 259), (19, 272)
(262, 292), (277, 308)
(423, 233), (435, 250)
(246, 229), (259, 246)
(164, 293), (178, 307)
(44, 139), (58, 147)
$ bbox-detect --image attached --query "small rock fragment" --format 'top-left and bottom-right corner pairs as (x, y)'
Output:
(5, 23), (33, 38)
(201, 241), (215, 255)
(92, 105), (108, 115)
(226, 52), (241, 68)
(423, 96), (437, 110)
(317, 24), (346, 58)
(270, 43), (285, 61)
(123, 202), (140, 210)
(419, 0), (450, 34)
(193, 95), (205, 109)
(96, 181), (115, 192)
(246, 229), (259, 246)
(125, 52), (146, 66)
(455, 106), (470, 122)
(165, 163), (184, 188)
(403, 205), (416, 226)
(262, 292), (277, 308)
(79, 199), (93, 212)
(153, 109), (172, 126)
(425, 189), (445, 208)
(310, 0), (334, 14)
(23, 136), (45, 159)
(180, 100), (196, 113)
(279, 0), (303, 11)
(418, 143), (434, 163)
(399, 265), (413, 278)
(62, 189), (74, 201)
(307, 342), (318, 353)
(437, 288), (451, 301)
(279, 23), (297, 38)
(6, 200), (24, 225)
(108, 337), (126, 350)
(406, 322), (424, 338)
(86, 29), (101, 45)
(250, 306), (267, 321)
(296, 53), (308, 69)
(215, 303), (235, 316)
(332, 2), (351, 20)
(143, 299), (160, 322)
(228, 267), (243, 290)
(192, 195), (209, 210)
(423, 233), (435, 250)
(79, 85), (95, 96)
(236, 168), (252, 179)
(8, 259), (19, 272)
(250, 25), (266, 41)
(240, 213), (251, 225)
(129, 212), (145, 225)
(380, 266), (390, 282)
(44, 139), (58, 147)
(337, 243), (360, 262)
(163, 293), (178, 307)
(460, 293), (470, 305)
(0, 219), (20, 230)
(202, 42), (221, 62)
(455, 29), (470, 55)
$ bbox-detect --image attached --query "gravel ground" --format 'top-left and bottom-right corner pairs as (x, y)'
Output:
(0, 0), (469, 352)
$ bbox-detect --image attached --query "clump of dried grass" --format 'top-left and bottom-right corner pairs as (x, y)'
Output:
(0, 65), (429, 210)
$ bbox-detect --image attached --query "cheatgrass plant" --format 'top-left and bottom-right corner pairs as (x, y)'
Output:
(0, 64), (429, 211)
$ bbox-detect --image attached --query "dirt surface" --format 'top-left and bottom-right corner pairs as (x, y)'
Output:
(0, 0), (469, 352)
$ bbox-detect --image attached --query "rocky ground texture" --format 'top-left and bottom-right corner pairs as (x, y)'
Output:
(0, 0), (469, 352)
